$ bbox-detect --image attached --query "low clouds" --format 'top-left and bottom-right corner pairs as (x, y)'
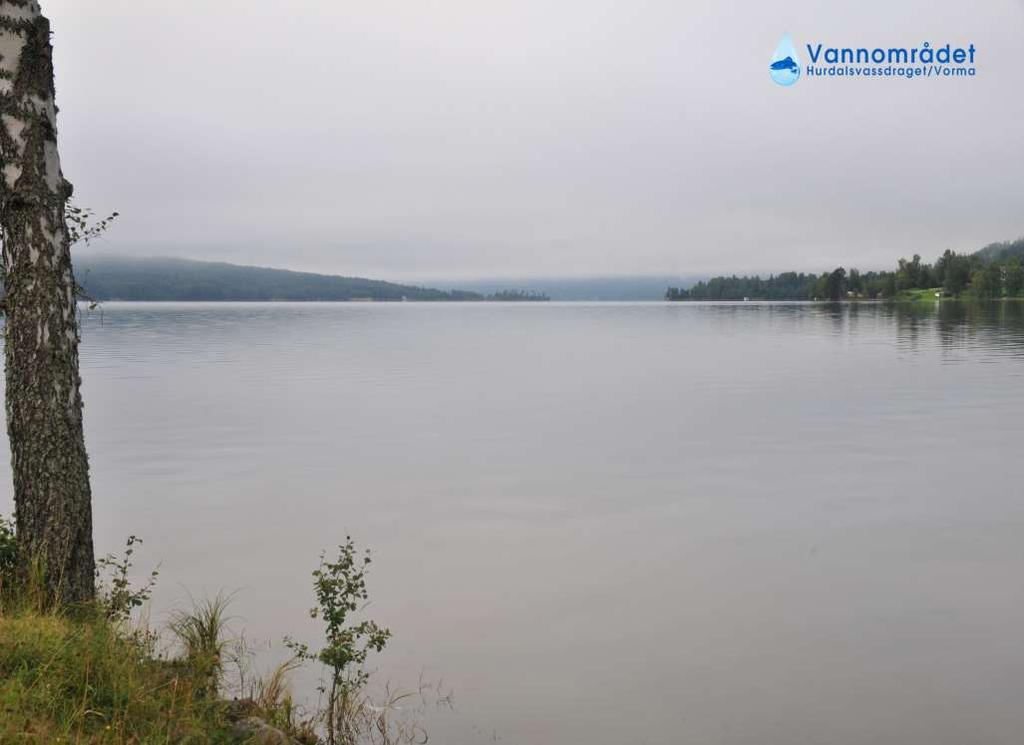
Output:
(50, 0), (1024, 280)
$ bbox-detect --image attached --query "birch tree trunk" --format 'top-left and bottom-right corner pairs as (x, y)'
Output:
(0, 0), (94, 603)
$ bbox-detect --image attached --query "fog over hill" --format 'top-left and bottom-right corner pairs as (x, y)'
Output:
(74, 256), (483, 302)
(442, 275), (706, 301)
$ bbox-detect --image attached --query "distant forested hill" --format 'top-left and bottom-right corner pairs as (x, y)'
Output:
(74, 256), (483, 302)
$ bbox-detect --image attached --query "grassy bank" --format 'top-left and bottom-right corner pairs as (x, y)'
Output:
(0, 607), (244, 744)
(894, 287), (944, 302)
(890, 288), (1024, 302)
(0, 583), (323, 744)
(0, 527), (434, 745)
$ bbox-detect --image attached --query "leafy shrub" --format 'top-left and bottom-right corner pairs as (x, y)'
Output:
(286, 537), (392, 745)
(96, 535), (159, 623)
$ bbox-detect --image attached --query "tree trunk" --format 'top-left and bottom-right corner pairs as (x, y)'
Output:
(0, 1), (94, 604)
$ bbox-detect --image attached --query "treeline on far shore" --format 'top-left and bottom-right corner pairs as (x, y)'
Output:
(666, 237), (1024, 302)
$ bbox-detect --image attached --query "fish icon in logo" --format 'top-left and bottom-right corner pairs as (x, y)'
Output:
(769, 34), (801, 86)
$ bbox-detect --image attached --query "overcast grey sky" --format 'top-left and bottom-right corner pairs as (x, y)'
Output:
(50, 0), (1024, 281)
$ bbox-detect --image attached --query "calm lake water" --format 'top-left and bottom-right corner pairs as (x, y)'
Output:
(4, 301), (1024, 744)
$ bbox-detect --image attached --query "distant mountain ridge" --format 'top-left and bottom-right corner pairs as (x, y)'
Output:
(74, 256), (483, 302)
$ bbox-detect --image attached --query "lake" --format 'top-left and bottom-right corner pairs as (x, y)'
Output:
(3, 300), (1024, 744)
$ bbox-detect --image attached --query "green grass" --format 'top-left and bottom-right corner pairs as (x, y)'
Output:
(0, 518), (303, 743)
(0, 600), (431, 745)
(0, 607), (239, 744)
(891, 288), (1024, 302)
(169, 593), (235, 702)
(894, 287), (945, 302)
(0, 524), (418, 745)
(0, 591), (318, 744)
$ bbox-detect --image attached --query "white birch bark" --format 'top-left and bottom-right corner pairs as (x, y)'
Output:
(0, 0), (94, 603)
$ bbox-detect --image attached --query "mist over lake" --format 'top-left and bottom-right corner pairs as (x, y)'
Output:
(4, 300), (1024, 745)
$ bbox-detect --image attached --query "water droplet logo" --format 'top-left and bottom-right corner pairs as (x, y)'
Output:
(769, 34), (801, 87)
